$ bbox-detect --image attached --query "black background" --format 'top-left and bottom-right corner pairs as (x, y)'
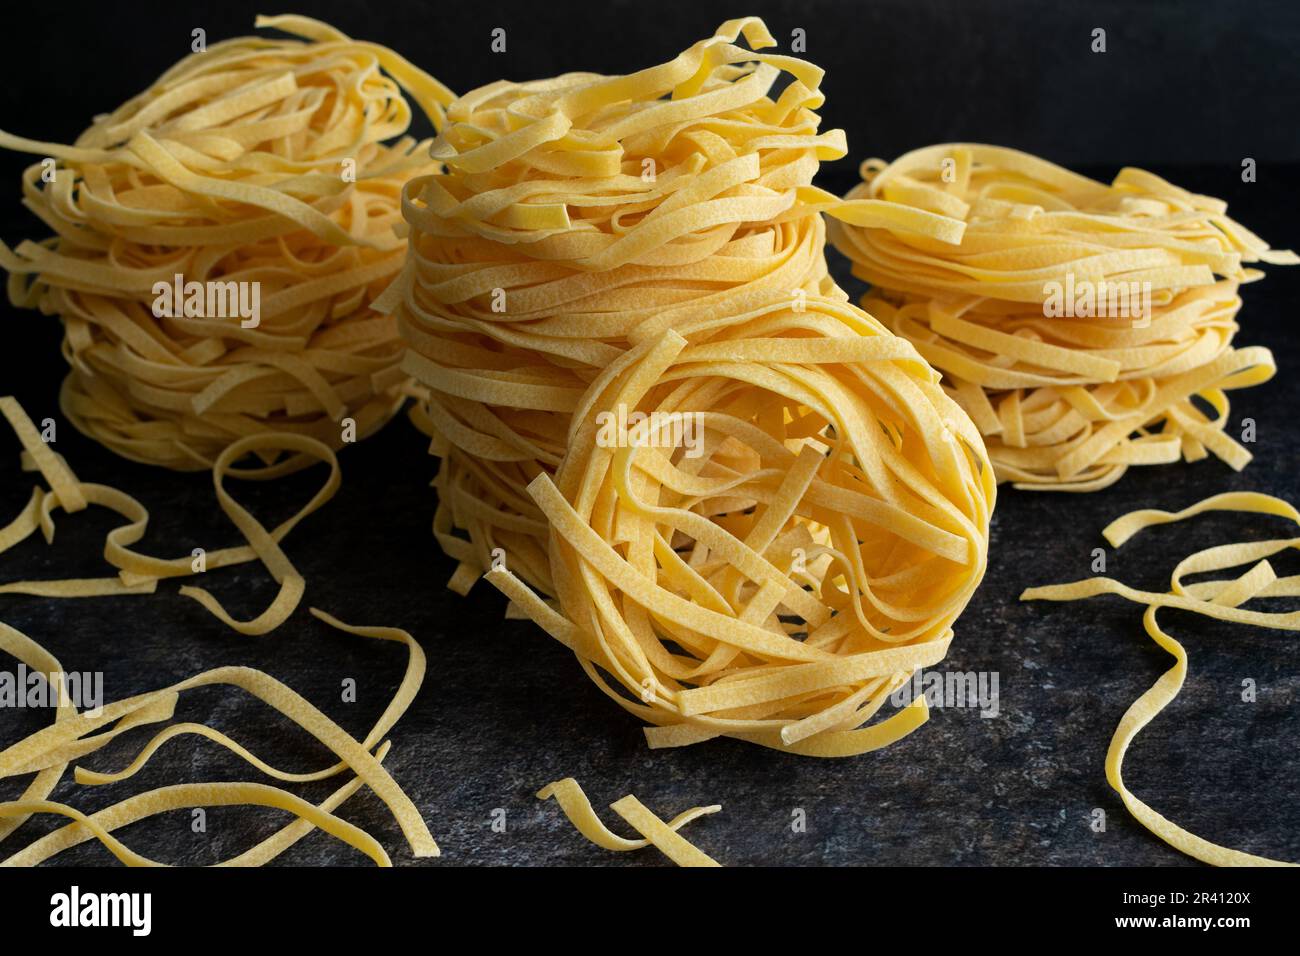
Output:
(0, 0), (1297, 867)
(2, 0), (1300, 174)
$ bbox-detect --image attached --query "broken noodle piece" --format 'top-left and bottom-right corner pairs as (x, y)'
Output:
(537, 777), (721, 867)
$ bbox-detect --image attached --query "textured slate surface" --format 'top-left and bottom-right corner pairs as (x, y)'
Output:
(0, 166), (1297, 867)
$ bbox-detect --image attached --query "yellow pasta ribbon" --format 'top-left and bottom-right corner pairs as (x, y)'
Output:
(0, 395), (437, 863)
(830, 144), (1296, 490)
(537, 777), (721, 866)
(1021, 491), (1299, 865)
(3, 740), (395, 867)
(0, 618), (438, 859)
(2, 392), (337, 631)
(0, 781), (393, 868)
(0, 16), (454, 472)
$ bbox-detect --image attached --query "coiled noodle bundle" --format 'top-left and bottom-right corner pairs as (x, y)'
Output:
(829, 144), (1297, 491)
(487, 294), (993, 755)
(0, 15), (454, 471)
(384, 20), (994, 754)
(387, 18), (897, 592)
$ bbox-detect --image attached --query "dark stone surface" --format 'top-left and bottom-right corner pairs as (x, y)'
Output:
(1, 165), (1297, 867)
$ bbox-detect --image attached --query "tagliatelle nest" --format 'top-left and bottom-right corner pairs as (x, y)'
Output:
(379, 19), (994, 755)
(0, 15), (453, 472)
(385, 17), (917, 594)
(828, 143), (1297, 491)
(489, 295), (994, 756)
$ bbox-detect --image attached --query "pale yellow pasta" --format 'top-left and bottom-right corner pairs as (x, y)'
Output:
(4, 740), (393, 867)
(385, 17), (965, 594)
(0, 630), (438, 860)
(382, 20), (993, 754)
(1022, 491), (1299, 865)
(0, 395), (437, 863)
(537, 777), (721, 866)
(830, 144), (1296, 490)
(0, 782), (393, 868)
(488, 294), (993, 755)
(0, 15), (454, 472)
(609, 795), (721, 867)
(2, 394), (337, 632)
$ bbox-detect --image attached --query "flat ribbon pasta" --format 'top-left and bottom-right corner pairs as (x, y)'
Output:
(0, 780), (393, 868)
(537, 777), (721, 866)
(0, 15), (455, 472)
(383, 17), (941, 595)
(0, 600), (437, 864)
(829, 144), (1296, 490)
(0, 613), (438, 860)
(2, 393), (336, 633)
(5, 740), (394, 868)
(1022, 491), (1299, 865)
(488, 294), (993, 755)
(380, 20), (993, 754)
(0, 396), (437, 863)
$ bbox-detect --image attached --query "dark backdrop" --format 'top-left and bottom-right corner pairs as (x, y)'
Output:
(2, 0), (1299, 178)
(0, 1), (1297, 868)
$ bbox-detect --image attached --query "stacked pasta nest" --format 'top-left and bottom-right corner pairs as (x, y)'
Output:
(830, 144), (1297, 490)
(0, 15), (454, 472)
(385, 19), (995, 754)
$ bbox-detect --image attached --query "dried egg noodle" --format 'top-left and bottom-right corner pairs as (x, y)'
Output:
(0, 16), (454, 472)
(384, 17), (965, 594)
(829, 144), (1297, 491)
(488, 294), (994, 756)
(1022, 492), (1300, 866)
(537, 777), (722, 866)
(0, 396), (437, 863)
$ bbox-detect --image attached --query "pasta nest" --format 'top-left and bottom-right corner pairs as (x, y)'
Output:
(829, 143), (1297, 491)
(488, 293), (994, 756)
(389, 17), (876, 593)
(386, 20), (994, 753)
(0, 15), (453, 472)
